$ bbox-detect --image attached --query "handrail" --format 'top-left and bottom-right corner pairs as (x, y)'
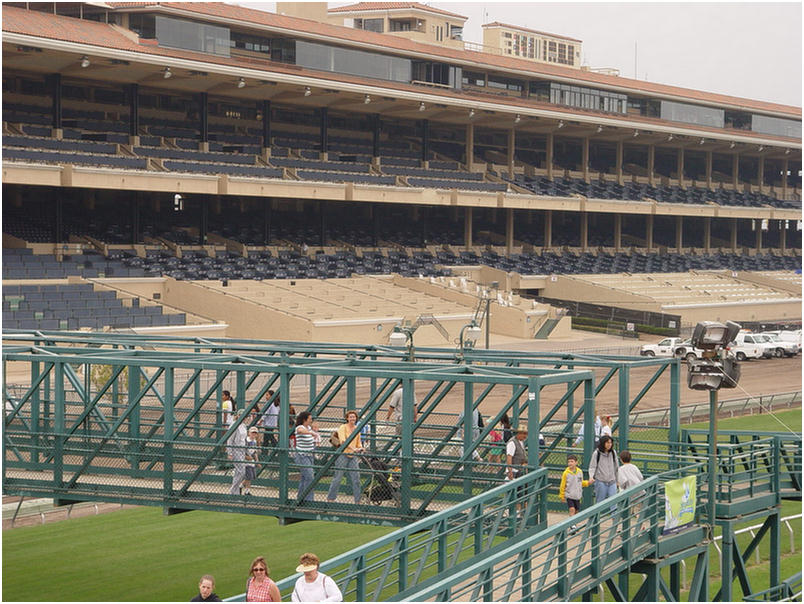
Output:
(224, 468), (550, 601)
(394, 476), (665, 601)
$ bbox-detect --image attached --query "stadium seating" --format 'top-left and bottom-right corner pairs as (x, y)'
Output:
(2, 282), (184, 330)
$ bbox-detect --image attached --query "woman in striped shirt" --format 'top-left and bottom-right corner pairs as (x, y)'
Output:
(294, 411), (319, 502)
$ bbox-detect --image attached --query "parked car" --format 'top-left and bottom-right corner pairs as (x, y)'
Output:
(766, 330), (802, 354)
(640, 337), (684, 357)
(672, 339), (707, 361)
(732, 332), (775, 358)
(759, 333), (799, 357)
(724, 340), (763, 361)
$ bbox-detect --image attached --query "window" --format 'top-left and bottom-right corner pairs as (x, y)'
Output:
(154, 15), (230, 57)
(751, 114), (801, 138)
(358, 18), (384, 33)
(462, 71), (486, 87)
(660, 100), (724, 128)
(231, 32), (271, 55)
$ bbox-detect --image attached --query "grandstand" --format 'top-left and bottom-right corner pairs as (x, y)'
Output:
(2, 1), (801, 341)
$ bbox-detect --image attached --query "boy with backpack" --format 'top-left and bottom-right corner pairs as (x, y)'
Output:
(558, 454), (589, 533)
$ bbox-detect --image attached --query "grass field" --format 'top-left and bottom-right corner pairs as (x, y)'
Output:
(3, 409), (801, 601)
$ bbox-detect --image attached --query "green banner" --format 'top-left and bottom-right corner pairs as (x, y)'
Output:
(663, 475), (696, 534)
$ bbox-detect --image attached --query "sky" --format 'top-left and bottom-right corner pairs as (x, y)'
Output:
(246, 1), (802, 108)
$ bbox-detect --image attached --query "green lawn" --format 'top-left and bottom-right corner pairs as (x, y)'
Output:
(2, 509), (394, 602)
(686, 408), (802, 433)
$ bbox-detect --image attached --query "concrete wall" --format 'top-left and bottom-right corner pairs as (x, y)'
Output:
(662, 300), (802, 326)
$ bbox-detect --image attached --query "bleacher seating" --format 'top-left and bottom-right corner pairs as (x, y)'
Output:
(2, 282), (184, 330)
(3, 100), (798, 208)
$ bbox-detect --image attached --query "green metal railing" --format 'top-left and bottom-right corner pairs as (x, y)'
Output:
(392, 476), (667, 601)
(4, 342), (596, 523)
(225, 468), (550, 601)
(743, 572), (802, 601)
(682, 429), (802, 501)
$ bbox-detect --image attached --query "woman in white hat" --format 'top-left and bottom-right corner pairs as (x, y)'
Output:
(291, 553), (342, 602)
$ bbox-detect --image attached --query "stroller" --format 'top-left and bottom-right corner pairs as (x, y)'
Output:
(363, 456), (401, 505)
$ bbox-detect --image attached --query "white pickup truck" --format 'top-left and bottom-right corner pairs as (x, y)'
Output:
(671, 339), (707, 361)
(724, 340), (763, 361)
(640, 337), (683, 357)
(759, 332), (799, 358)
(732, 332), (776, 359)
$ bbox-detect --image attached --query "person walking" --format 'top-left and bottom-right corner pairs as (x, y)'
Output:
(245, 556), (281, 602)
(294, 411), (319, 502)
(574, 409), (602, 446)
(261, 390), (279, 448)
(243, 426), (260, 496)
(617, 450), (644, 491)
(506, 428), (528, 481)
(291, 553), (342, 602)
(221, 390), (235, 426)
(190, 575), (222, 602)
(327, 410), (364, 504)
(600, 415), (613, 438)
(386, 386), (418, 435)
(558, 454), (589, 533)
(588, 435), (619, 504)
(457, 407), (483, 463)
(228, 410), (248, 495)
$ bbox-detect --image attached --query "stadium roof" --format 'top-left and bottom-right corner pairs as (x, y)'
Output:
(328, 2), (468, 20)
(3, 3), (800, 121)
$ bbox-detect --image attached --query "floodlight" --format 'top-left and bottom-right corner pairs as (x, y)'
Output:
(304, 86), (312, 96)
(514, 114), (521, 124)
(719, 357), (740, 389)
(687, 359), (725, 390)
(389, 330), (407, 346)
(364, 94), (371, 104)
(163, 67), (172, 79)
(418, 102), (426, 112)
(237, 77), (246, 88)
(690, 321), (741, 350)
(464, 325), (482, 341)
(80, 55), (90, 68)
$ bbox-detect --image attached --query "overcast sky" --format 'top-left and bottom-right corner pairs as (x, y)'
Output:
(248, 2), (802, 107)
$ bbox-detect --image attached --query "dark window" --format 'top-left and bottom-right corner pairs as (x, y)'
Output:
(360, 18), (384, 33)
(231, 32), (271, 54)
(129, 13), (155, 39)
(660, 100), (724, 128)
(751, 114), (801, 138)
(154, 15), (230, 57)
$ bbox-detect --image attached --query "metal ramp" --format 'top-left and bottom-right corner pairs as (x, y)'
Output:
(3, 331), (800, 600)
(533, 317), (561, 340)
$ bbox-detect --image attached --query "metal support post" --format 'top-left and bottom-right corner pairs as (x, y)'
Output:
(462, 381), (474, 497)
(278, 370), (290, 502)
(617, 364), (630, 450)
(669, 359), (680, 469)
(128, 363), (141, 476)
(401, 378), (414, 512)
(709, 389), (718, 529)
(54, 361), (65, 488)
(721, 519), (734, 602)
(163, 367), (174, 497)
(582, 379), (595, 509)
